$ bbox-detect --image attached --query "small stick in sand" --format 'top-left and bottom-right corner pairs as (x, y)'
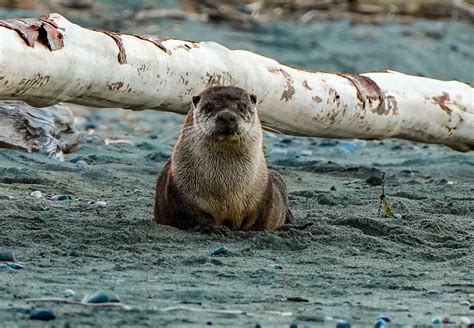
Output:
(158, 305), (292, 317)
(24, 298), (132, 310)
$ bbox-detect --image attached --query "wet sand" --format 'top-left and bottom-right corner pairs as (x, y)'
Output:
(0, 3), (473, 327)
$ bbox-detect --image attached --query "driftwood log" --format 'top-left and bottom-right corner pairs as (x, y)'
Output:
(0, 13), (472, 152)
(0, 101), (80, 160)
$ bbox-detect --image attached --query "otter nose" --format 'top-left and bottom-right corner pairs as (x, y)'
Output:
(215, 112), (236, 125)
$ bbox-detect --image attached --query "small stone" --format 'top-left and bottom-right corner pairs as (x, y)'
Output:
(0, 250), (15, 262)
(460, 301), (470, 306)
(431, 317), (441, 324)
(376, 315), (391, 323)
(52, 194), (72, 201)
(95, 201), (107, 208)
(467, 323), (474, 328)
(336, 320), (351, 328)
(470, 304), (474, 310)
(330, 186), (336, 191)
(7, 262), (25, 270)
(374, 319), (387, 328)
(255, 323), (262, 328)
(442, 316), (452, 324)
(280, 137), (293, 144)
(393, 213), (402, 220)
(324, 316), (333, 322)
(211, 246), (228, 256)
(299, 150), (312, 156)
(82, 290), (120, 304)
(460, 317), (471, 324)
(30, 191), (43, 199)
(289, 322), (298, 328)
(365, 176), (383, 186)
(30, 308), (55, 320)
(269, 148), (288, 156)
(64, 289), (76, 298)
(427, 289), (440, 295)
(269, 262), (283, 269)
(38, 203), (49, 211)
(74, 160), (89, 168)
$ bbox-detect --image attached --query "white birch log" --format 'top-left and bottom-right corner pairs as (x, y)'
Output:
(0, 13), (472, 151)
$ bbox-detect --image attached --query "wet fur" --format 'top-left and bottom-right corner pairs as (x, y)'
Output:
(154, 87), (291, 231)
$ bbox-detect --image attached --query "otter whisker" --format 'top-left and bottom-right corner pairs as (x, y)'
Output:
(260, 124), (285, 135)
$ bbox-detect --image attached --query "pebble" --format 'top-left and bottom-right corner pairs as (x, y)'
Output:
(365, 176), (383, 186)
(95, 201), (107, 208)
(74, 160), (89, 168)
(7, 262), (26, 270)
(269, 148), (288, 156)
(299, 150), (312, 156)
(52, 195), (72, 201)
(280, 137), (293, 144)
(442, 316), (453, 324)
(374, 319), (388, 328)
(427, 289), (440, 295)
(393, 213), (402, 219)
(30, 308), (55, 320)
(82, 290), (120, 304)
(38, 203), (49, 211)
(255, 323), (262, 328)
(376, 315), (391, 322)
(460, 317), (471, 324)
(269, 262), (283, 269)
(324, 316), (334, 323)
(0, 250), (15, 262)
(467, 324), (474, 328)
(64, 289), (76, 298)
(319, 140), (339, 147)
(30, 191), (43, 199)
(289, 322), (298, 328)
(470, 304), (474, 310)
(211, 246), (228, 256)
(336, 320), (351, 328)
(431, 317), (441, 324)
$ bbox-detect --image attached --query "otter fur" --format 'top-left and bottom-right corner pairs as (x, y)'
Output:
(154, 86), (291, 231)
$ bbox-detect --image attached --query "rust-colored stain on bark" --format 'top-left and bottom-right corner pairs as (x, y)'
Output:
(267, 67), (295, 102)
(302, 80), (312, 90)
(431, 92), (452, 115)
(19, 73), (50, 90)
(205, 72), (234, 87)
(108, 81), (124, 91)
(94, 30), (127, 64)
(340, 73), (398, 115)
(0, 15), (64, 50)
(132, 34), (169, 53)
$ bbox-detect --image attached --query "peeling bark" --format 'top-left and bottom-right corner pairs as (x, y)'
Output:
(0, 13), (473, 151)
(0, 101), (80, 160)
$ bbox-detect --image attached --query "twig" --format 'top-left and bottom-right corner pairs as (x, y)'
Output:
(158, 305), (292, 317)
(377, 172), (386, 216)
(24, 298), (132, 310)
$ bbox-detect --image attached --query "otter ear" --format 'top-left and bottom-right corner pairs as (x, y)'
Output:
(192, 95), (201, 107)
(249, 94), (257, 105)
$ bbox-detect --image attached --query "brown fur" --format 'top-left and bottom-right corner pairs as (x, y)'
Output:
(154, 86), (291, 231)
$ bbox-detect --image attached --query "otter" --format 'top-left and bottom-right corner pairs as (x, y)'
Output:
(154, 86), (291, 231)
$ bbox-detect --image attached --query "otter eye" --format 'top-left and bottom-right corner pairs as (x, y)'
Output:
(204, 103), (213, 112)
(238, 103), (246, 112)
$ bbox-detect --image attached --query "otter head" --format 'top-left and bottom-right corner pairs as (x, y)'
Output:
(192, 86), (258, 140)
